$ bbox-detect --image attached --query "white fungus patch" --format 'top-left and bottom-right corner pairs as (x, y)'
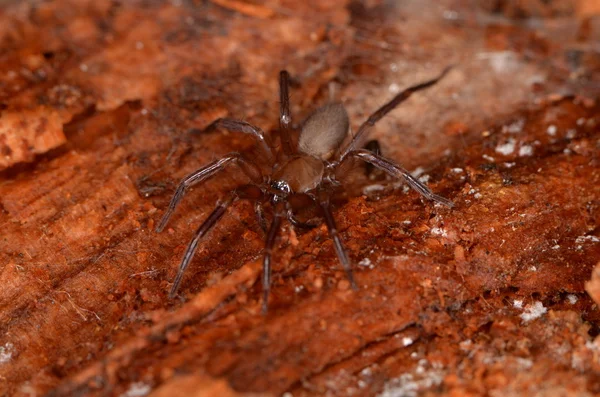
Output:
(546, 125), (557, 136)
(120, 382), (151, 397)
(459, 339), (472, 351)
(478, 51), (520, 73)
(418, 174), (430, 184)
(468, 188), (482, 199)
(567, 294), (578, 305)
(362, 184), (386, 195)
(495, 139), (516, 155)
(513, 299), (523, 309)
(377, 360), (444, 397)
(518, 145), (533, 157)
(482, 154), (495, 162)
(451, 168), (463, 173)
(411, 167), (425, 178)
(502, 119), (525, 134)
(575, 235), (600, 244)
(0, 342), (14, 364)
(402, 337), (414, 347)
(359, 258), (374, 269)
(430, 227), (448, 237)
(586, 341), (599, 351)
(516, 357), (533, 369)
(388, 83), (401, 94)
(520, 301), (547, 322)
(443, 9), (459, 20)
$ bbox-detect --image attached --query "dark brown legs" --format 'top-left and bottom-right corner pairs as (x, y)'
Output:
(279, 70), (295, 156)
(348, 149), (454, 207)
(254, 201), (268, 233)
(339, 66), (453, 160)
(363, 139), (381, 177)
(156, 153), (262, 233)
(261, 203), (284, 313)
(319, 195), (358, 290)
(211, 119), (275, 162)
(169, 195), (235, 298)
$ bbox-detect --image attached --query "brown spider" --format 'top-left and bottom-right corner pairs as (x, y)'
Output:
(156, 68), (453, 312)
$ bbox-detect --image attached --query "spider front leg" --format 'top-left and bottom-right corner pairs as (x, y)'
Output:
(156, 153), (262, 232)
(262, 202), (285, 313)
(279, 70), (295, 156)
(209, 118), (275, 163)
(348, 149), (454, 207)
(339, 66), (453, 159)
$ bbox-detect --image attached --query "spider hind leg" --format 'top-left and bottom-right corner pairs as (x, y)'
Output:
(168, 194), (235, 298)
(350, 149), (454, 207)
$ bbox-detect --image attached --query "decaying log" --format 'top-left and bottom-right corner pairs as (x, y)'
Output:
(0, 1), (599, 396)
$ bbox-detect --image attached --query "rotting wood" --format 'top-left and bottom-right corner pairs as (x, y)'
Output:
(0, 1), (599, 396)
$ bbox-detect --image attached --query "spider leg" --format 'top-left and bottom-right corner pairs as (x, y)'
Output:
(210, 118), (275, 162)
(169, 194), (236, 298)
(363, 139), (381, 177)
(262, 202), (285, 313)
(318, 193), (358, 290)
(156, 152), (262, 232)
(286, 203), (320, 229)
(279, 70), (296, 156)
(254, 201), (268, 233)
(339, 66), (453, 160)
(348, 149), (454, 207)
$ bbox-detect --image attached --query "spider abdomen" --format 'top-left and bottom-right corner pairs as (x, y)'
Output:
(298, 103), (349, 160)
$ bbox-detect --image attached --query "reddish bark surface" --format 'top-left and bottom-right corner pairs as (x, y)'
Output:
(0, 1), (599, 396)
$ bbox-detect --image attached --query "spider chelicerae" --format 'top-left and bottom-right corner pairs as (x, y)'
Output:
(156, 67), (454, 312)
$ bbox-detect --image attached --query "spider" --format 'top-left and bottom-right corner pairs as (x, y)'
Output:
(156, 67), (454, 312)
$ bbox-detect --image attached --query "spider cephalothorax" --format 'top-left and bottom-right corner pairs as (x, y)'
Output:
(156, 68), (453, 312)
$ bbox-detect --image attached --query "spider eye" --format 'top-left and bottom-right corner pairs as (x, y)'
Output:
(271, 180), (291, 194)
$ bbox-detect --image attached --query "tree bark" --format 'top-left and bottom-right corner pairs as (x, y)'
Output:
(0, 1), (599, 396)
